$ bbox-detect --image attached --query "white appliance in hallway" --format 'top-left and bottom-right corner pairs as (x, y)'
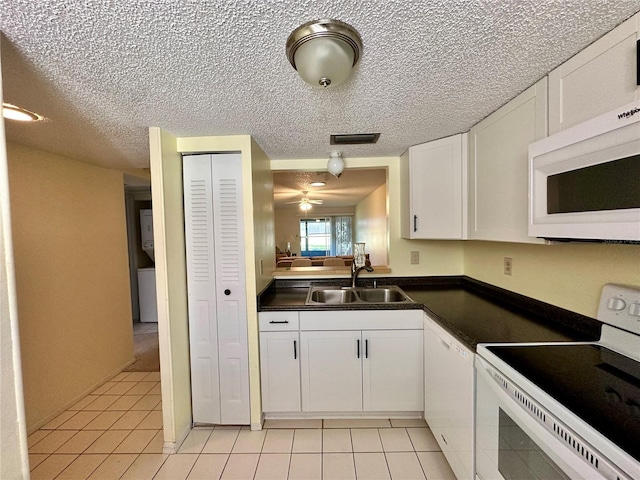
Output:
(183, 153), (250, 426)
(140, 208), (155, 261)
(137, 209), (157, 323)
(137, 267), (157, 323)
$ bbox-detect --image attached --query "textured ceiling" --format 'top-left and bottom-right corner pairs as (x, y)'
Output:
(274, 169), (386, 208)
(1, 1), (639, 169)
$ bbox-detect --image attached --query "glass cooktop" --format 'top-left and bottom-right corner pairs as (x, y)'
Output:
(487, 344), (640, 463)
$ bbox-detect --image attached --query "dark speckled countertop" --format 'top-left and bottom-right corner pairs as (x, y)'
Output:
(258, 276), (602, 351)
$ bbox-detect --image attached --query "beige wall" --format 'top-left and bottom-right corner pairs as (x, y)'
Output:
(463, 241), (640, 317)
(251, 138), (276, 293)
(149, 128), (192, 451)
(7, 142), (133, 432)
(355, 184), (388, 265)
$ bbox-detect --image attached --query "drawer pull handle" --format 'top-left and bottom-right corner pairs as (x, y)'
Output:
(269, 320), (289, 324)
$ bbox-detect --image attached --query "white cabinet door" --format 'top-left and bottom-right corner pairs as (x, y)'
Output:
(423, 314), (475, 480)
(401, 134), (467, 239)
(549, 13), (640, 134)
(183, 153), (249, 425)
(300, 330), (362, 412)
(363, 330), (423, 411)
(467, 78), (547, 244)
(259, 331), (301, 412)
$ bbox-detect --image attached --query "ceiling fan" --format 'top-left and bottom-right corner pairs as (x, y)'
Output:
(285, 191), (323, 210)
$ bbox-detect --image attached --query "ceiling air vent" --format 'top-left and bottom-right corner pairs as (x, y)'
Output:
(330, 133), (380, 145)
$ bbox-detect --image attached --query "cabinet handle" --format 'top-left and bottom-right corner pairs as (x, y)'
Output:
(413, 215), (418, 232)
(365, 339), (369, 358)
(269, 320), (289, 324)
(224, 289), (231, 295)
(357, 339), (360, 359)
(293, 340), (297, 360)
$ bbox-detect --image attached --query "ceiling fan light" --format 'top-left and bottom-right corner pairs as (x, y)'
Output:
(300, 201), (312, 211)
(327, 152), (345, 178)
(286, 19), (362, 88)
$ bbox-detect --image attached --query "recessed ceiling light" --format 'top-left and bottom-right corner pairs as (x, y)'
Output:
(310, 181), (326, 187)
(2, 103), (43, 122)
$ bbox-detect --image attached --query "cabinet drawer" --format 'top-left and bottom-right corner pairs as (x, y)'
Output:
(300, 309), (423, 330)
(259, 311), (300, 331)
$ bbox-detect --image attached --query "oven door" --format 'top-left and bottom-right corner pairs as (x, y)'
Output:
(475, 357), (625, 480)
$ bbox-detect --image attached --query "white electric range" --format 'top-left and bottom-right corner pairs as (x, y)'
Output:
(475, 283), (640, 480)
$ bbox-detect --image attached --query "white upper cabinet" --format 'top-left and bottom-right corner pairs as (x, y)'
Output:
(549, 12), (640, 134)
(467, 78), (548, 244)
(401, 134), (467, 240)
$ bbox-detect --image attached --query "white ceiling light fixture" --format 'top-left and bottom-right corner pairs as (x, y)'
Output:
(310, 181), (326, 187)
(286, 19), (363, 88)
(2, 103), (43, 122)
(327, 151), (345, 178)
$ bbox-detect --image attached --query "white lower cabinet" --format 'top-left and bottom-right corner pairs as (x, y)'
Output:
(424, 313), (474, 480)
(260, 309), (423, 415)
(259, 331), (301, 412)
(300, 329), (424, 412)
(259, 312), (301, 413)
(300, 330), (363, 412)
(363, 330), (423, 411)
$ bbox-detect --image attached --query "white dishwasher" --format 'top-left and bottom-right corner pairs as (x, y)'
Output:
(424, 312), (475, 480)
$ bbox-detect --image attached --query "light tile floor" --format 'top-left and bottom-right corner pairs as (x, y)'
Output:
(28, 372), (456, 479)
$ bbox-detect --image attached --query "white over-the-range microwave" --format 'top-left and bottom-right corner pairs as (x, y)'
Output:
(529, 100), (640, 243)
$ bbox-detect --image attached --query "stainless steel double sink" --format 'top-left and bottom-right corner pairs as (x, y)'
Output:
(305, 285), (415, 305)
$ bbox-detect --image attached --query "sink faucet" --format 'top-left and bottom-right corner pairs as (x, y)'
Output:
(351, 263), (374, 288)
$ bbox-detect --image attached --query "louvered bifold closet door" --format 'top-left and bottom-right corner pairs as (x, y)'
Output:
(183, 153), (249, 426)
(183, 154), (221, 424)
(210, 154), (249, 425)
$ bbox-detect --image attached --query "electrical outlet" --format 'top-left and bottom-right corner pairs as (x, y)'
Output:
(504, 257), (513, 276)
(410, 251), (419, 265)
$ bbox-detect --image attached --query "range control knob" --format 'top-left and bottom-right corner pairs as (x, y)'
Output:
(629, 302), (640, 317)
(607, 297), (627, 311)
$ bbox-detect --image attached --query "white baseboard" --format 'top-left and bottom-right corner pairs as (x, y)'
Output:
(263, 411), (424, 420)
